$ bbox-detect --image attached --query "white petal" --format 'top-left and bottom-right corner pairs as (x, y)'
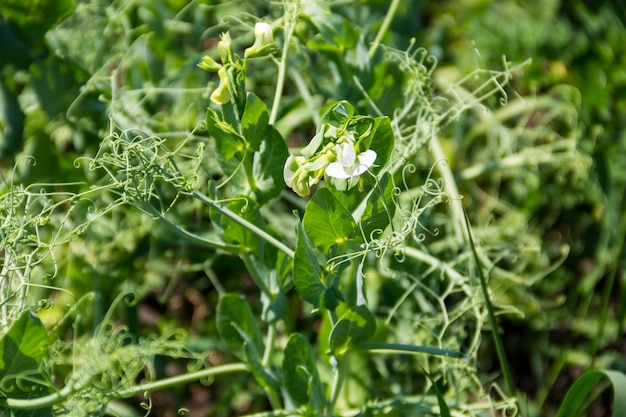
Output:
(358, 149), (377, 167)
(336, 143), (356, 166)
(349, 149), (377, 176)
(325, 162), (352, 179)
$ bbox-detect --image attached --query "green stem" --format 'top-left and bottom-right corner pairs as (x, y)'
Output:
(241, 253), (272, 295)
(269, 5), (296, 125)
(192, 190), (295, 258)
(327, 355), (348, 417)
(590, 184), (626, 366)
(463, 210), (517, 400)
(265, 384), (283, 412)
(353, 342), (469, 360)
(431, 138), (467, 246)
(116, 363), (248, 398)
(368, 0), (401, 59)
(2, 363), (248, 410)
(138, 201), (241, 253)
(262, 323), (277, 368)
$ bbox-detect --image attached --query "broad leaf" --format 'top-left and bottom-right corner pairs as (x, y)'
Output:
(364, 116), (394, 174)
(220, 196), (265, 255)
(320, 100), (354, 127)
(0, 312), (52, 416)
(252, 125), (289, 204)
(261, 288), (288, 323)
(241, 93), (269, 152)
(293, 217), (344, 310)
(329, 305), (376, 357)
(243, 339), (280, 391)
(283, 334), (326, 409)
(206, 108), (245, 177)
(359, 173), (395, 239)
(303, 188), (359, 254)
(216, 294), (264, 362)
(293, 218), (326, 308)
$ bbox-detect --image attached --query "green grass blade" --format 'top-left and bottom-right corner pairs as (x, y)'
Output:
(556, 369), (626, 417)
(463, 210), (516, 398)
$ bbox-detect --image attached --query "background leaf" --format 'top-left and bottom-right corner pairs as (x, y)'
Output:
(221, 195), (265, 255)
(216, 294), (264, 362)
(329, 304), (376, 357)
(556, 369), (626, 417)
(283, 334), (326, 409)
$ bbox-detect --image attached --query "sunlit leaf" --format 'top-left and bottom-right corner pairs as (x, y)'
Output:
(220, 195), (265, 255)
(216, 294), (264, 362)
(0, 312), (52, 416)
(293, 217), (325, 308)
(329, 304), (376, 357)
(206, 107), (245, 177)
(365, 116), (395, 174)
(303, 188), (359, 253)
(252, 125), (289, 204)
(359, 173), (395, 239)
(241, 92), (269, 152)
(293, 217), (344, 311)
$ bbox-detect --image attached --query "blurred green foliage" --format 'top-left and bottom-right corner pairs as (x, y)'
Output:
(0, 0), (625, 416)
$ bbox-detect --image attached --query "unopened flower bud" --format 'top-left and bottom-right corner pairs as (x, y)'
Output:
(210, 66), (232, 105)
(245, 22), (276, 58)
(198, 55), (222, 72)
(217, 32), (232, 62)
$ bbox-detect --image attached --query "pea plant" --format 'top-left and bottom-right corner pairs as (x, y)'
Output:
(0, 1), (585, 416)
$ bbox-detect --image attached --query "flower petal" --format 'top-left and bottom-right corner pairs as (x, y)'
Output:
(352, 149), (377, 176)
(325, 162), (352, 179)
(336, 143), (356, 166)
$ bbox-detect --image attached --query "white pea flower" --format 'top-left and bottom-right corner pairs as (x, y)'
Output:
(210, 66), (232, 105)
(325, 142), (377, 179)
(245, 22), (276, 58)
(254, 22), (273, 45)
(284, 155), (317, 196)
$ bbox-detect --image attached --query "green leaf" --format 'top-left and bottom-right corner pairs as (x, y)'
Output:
(303, 188), (359, 253)
(363, 116), (394, 175)
(283, 334), (326, 409)
(306, 15), (360, 55)
(320, 100), (355, 127)
(243, 339), (279, 391)
(424, 373), (451, 417)
(261, 288), (288, 323)
(329, 305), (376, 357)
(252, 125), (289, 204)
(293, 217), (326, 308)
(359, 173), (395, 239)
(0, 312), (52, 416)
(293, 217), (344, 311)
(206, 107), (245, 177)
(216, 294), (264, 362)
(241, 93), (269, 152)
(220, 196), (265, 255)
(556, 369), (626, 417)
(1, 0), (76, 47)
